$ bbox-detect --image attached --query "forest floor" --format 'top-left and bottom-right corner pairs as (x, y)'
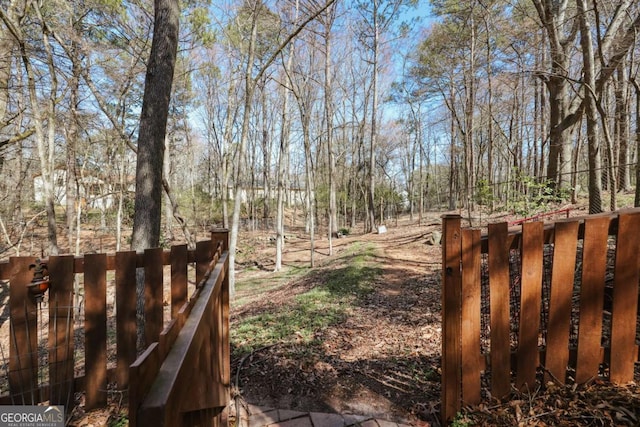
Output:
(230, 214), (445, 425)
(229, 205), (640, 427)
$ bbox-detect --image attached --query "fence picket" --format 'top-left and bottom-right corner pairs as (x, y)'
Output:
(545, 220), (579, 384)
(196, 240), (214, 285)
(145, 248), (164, 347)
(47, 255), (75, 408)
(9, 257), (38, 404)
(212, 230), (231, 394)
(85, 253), (107, 409)
(171, 245), (188, 319)
(575, 216), (610, 384)
(116, 251), (137, 388)
(609, 212), (640, 383)
(488, 222), (511, 398)
(461, 228), (481, 405)
(441, 215), (462, 423)
(516, 222), (544, 390)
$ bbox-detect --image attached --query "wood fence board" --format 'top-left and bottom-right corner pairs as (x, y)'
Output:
(516, 222), (544, 390)
(139, 253), (229, 425)
(211, 230), (229, 252)
(488, 222), (511, 398)
(159, 318), (180, 360)
(461, 228), (481, 405)
(85, 253), (107, 409)
(575, 216), (610, 384)
(171, 245), (188, 320)
(218, 253), (230, 389)
(178, 265), (228, 413)
(129, 342), (161, 427)
(196, 240), (214, 286)
(610, 212), (640, 383)
(47, 255), (75, 408)
(145, 248), (164, 347)
(9, 256), (38, 404)
(441, 215), (462, 423)
(545, 220), (579, 384)
(116, 251), (137, 388)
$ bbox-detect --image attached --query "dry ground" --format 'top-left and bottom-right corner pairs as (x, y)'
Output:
(230, 215), (445, 425)
(230, 207), (640, 427)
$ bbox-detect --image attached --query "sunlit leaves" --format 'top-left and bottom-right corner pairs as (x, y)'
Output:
(226, 0), (282, 63)
(187, 6), (216, 46)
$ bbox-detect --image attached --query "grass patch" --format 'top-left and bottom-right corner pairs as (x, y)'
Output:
(232, 243), (380, 355)
(233, 265), (310, 306)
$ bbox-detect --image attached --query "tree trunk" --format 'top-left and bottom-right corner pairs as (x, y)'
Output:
(131, 0), (180, 251)
(615, 63), (631, 191)
(324, 5), (337, 253)
(532, 0), (578, 195)
(6, 2), (61, 255)
(274, 12), (296, 271)
(65, 40), (81, 252)
(367, 0), (379, 233)
(577, 0), (603, 214)
(633, 79), (640, 207)
(131, 0), (180, 347)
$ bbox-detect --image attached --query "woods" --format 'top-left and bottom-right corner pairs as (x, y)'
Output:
(1, 0), (640, 276)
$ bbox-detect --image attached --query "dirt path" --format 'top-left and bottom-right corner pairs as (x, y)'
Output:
(231, 218), (444, 425)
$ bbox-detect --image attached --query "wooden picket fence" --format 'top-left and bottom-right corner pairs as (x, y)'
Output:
(0, 230), (230, 425)
(441, 208), (640, 422)
(129, 232), (230, 426)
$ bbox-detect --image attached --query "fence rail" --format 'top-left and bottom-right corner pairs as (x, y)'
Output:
(441, 208), (640, 422)
(0, 230), (230, 425)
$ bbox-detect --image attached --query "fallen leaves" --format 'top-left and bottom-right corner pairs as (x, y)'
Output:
(459, 381), (640, 426)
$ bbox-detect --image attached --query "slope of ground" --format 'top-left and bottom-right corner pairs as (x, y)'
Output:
(231, 217), (444, 425)
(231, 208), (640, 427)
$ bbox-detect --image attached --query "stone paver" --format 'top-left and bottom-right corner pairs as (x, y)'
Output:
(242, 405), (413, 427)
(342, 414), (368, 426)
(267, 416), (314, 427)
(278, 409), (309, 421)
(309, 412), (347, 427)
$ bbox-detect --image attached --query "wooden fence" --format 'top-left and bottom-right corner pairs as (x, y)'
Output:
(0, 230), (230, 425)
(441, 209), (640, 422)
(129, 232), (230, 426)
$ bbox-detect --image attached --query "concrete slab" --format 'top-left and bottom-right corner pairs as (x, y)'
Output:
(309, 412), (346, 427)
(277, 409), (308, 421)
(342, 414), (368, 426)
(267, 416), (314, 427)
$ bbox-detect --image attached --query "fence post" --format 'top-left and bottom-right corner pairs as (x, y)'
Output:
(441, 215), (462, 423)
(211, 229), (229, 252)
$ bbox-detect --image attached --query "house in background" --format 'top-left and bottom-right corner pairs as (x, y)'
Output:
(33, 169), (135, 211)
